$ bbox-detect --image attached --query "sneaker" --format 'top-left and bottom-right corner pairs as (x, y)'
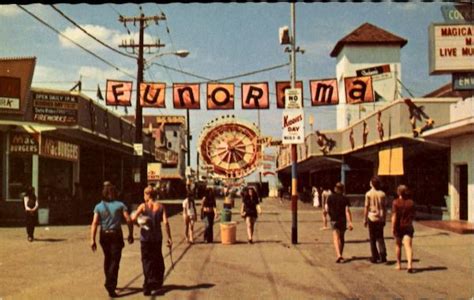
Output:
(143, 289), (151, 296)
(380, 257), (387, 263)
(107, 290), (118, 298)
(407, 268), (415, 274)
(27, 237), (33, 242)
(370, 258), (379, 264)
(336, 257), (344, 263)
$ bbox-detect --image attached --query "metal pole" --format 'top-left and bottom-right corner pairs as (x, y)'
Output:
(135, 14), (145, 192)
(186, 108), (191, 167)
(290, 2), (298, 245)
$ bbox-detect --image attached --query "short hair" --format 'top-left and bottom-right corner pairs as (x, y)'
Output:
(334, 182), (344, 193)
(370, 176), (382, 190)
(144, 185), (157, 200)
(102, 183), (117, 201)
(397, 185), (410, 200)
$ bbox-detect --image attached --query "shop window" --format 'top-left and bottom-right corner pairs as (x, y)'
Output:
(8, 155), (32, 200)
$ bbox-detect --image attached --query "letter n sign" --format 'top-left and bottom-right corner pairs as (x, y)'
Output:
(344, 76), (374, 104)
(173, 83), (200, 109)
(140, 82), (166, 108)
(106, 80), (133, 106)
(207, 83), (234, 110)
(241, 82), (269, 109)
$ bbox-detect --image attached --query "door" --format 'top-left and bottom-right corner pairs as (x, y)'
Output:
(458, 165), (468, 221)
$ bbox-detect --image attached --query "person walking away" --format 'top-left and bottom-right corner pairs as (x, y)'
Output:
(23, 186), (39, 242)
(90, 182), (134, 298)
(200, 188), (217, 243)
(240, 187), (262, 244)
(326, 182), (353, 263)
(391, 184), (416, 273)
(363, 176), (388, 264)
(182, 190), (197, 244)
(320, 184), (332, 230)
(131, 185), (173, 295)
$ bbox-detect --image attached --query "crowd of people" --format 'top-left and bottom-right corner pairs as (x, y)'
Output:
(312, 177), (416, 272)
(22, 176), (415, 297)
(87, 182), (262, 297)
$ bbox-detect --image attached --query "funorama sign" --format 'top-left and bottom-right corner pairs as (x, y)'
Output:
(104, 76), (376, 109)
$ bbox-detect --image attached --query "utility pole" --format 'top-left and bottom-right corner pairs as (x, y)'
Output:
(119, 11), (166, 191)
(290, 2), (298, 245)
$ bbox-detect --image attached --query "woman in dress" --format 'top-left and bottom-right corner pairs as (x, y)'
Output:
(240, 186), (262, 244)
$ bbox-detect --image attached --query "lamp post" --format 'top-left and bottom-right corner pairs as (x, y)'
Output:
(136, 49), (189, 191)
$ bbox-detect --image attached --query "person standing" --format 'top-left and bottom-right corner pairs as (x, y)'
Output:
(391, 184), (416, 273)
(363, 176), (388, 264)
(240, 186), (262, 244)
(182, 190), (197, 244)
(320, 184), (332, 230)
(132, 185), (173, 295)
(312, 185), (320, 208)
(90, 182), (134, 298)
(23, 186), (39, 242)
(200, 188), (217, 243)
(326, 182), (353, 263)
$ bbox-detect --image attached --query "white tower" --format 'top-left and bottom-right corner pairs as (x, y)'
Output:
(330, 23), (407, 129)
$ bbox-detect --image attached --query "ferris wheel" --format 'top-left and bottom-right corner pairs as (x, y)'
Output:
(198, 116), (261, 179)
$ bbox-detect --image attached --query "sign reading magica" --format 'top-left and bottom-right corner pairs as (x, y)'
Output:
(32, 91), (79, 125)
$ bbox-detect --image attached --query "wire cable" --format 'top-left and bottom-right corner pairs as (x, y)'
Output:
(50, 4), (137, 59)
(17, 5), (136, 80)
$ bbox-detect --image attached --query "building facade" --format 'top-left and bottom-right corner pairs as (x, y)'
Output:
(0, 57), (156, 225)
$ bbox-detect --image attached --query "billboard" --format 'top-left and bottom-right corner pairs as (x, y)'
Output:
(0, 57), (35, 114)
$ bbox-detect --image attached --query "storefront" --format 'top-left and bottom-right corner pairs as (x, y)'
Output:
(0, 57), (156, 225)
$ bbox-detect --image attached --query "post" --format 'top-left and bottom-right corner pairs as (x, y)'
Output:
(186, 108), (191, 167)
(290, 2), (298, 245)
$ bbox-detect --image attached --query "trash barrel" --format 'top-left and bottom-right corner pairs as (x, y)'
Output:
(221, 208), (232, 222)
(220, 221), (237, 244)
(38, 208), (49, 225)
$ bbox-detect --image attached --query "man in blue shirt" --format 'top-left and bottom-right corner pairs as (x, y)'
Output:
(90, 181), (134, 298)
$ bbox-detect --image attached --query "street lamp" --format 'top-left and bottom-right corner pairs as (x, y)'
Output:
(135, 49), (189, 191)
(144, 49), (190, 68)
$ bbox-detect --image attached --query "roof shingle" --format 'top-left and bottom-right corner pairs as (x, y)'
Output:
(330, 23), (407, 57)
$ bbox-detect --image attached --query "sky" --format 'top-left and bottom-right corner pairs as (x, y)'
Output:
(0, 2), (452, 180)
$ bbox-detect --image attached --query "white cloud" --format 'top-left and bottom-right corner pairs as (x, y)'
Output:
(78, 65), (133, 83)
(59, 24), (154, 52)
(0, 5), (21, 17)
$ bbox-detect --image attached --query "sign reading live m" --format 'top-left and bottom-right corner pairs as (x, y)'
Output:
(103, 75), (376, 110)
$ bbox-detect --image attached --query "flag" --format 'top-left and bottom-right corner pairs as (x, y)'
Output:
(97, 84), (104, 101)
(70, 80), (82, 92)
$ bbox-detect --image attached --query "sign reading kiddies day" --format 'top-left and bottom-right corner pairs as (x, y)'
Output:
(429, 23), (474, 74)
(282, 110), (304, 144)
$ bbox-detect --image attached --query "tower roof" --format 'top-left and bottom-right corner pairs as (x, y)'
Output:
(330, 23), (407, 57)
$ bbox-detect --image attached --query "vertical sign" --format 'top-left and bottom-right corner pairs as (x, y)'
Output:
(282, 110), (305, 144)
(276, 81), (303, 108)
(140, 82), (166, 108)
(310, 78), (339, 105)
(207, 83), (234, 110)
(344, 76), (374, 104)
(241, 82), (269, 109)
(173, 83), (200, 109)
(106, 80), (133, 106)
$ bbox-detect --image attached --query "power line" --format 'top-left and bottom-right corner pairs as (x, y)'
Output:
(397, 78), (416, 98)
(17, 5), (136, 80)
(50, 4), (137, 59)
